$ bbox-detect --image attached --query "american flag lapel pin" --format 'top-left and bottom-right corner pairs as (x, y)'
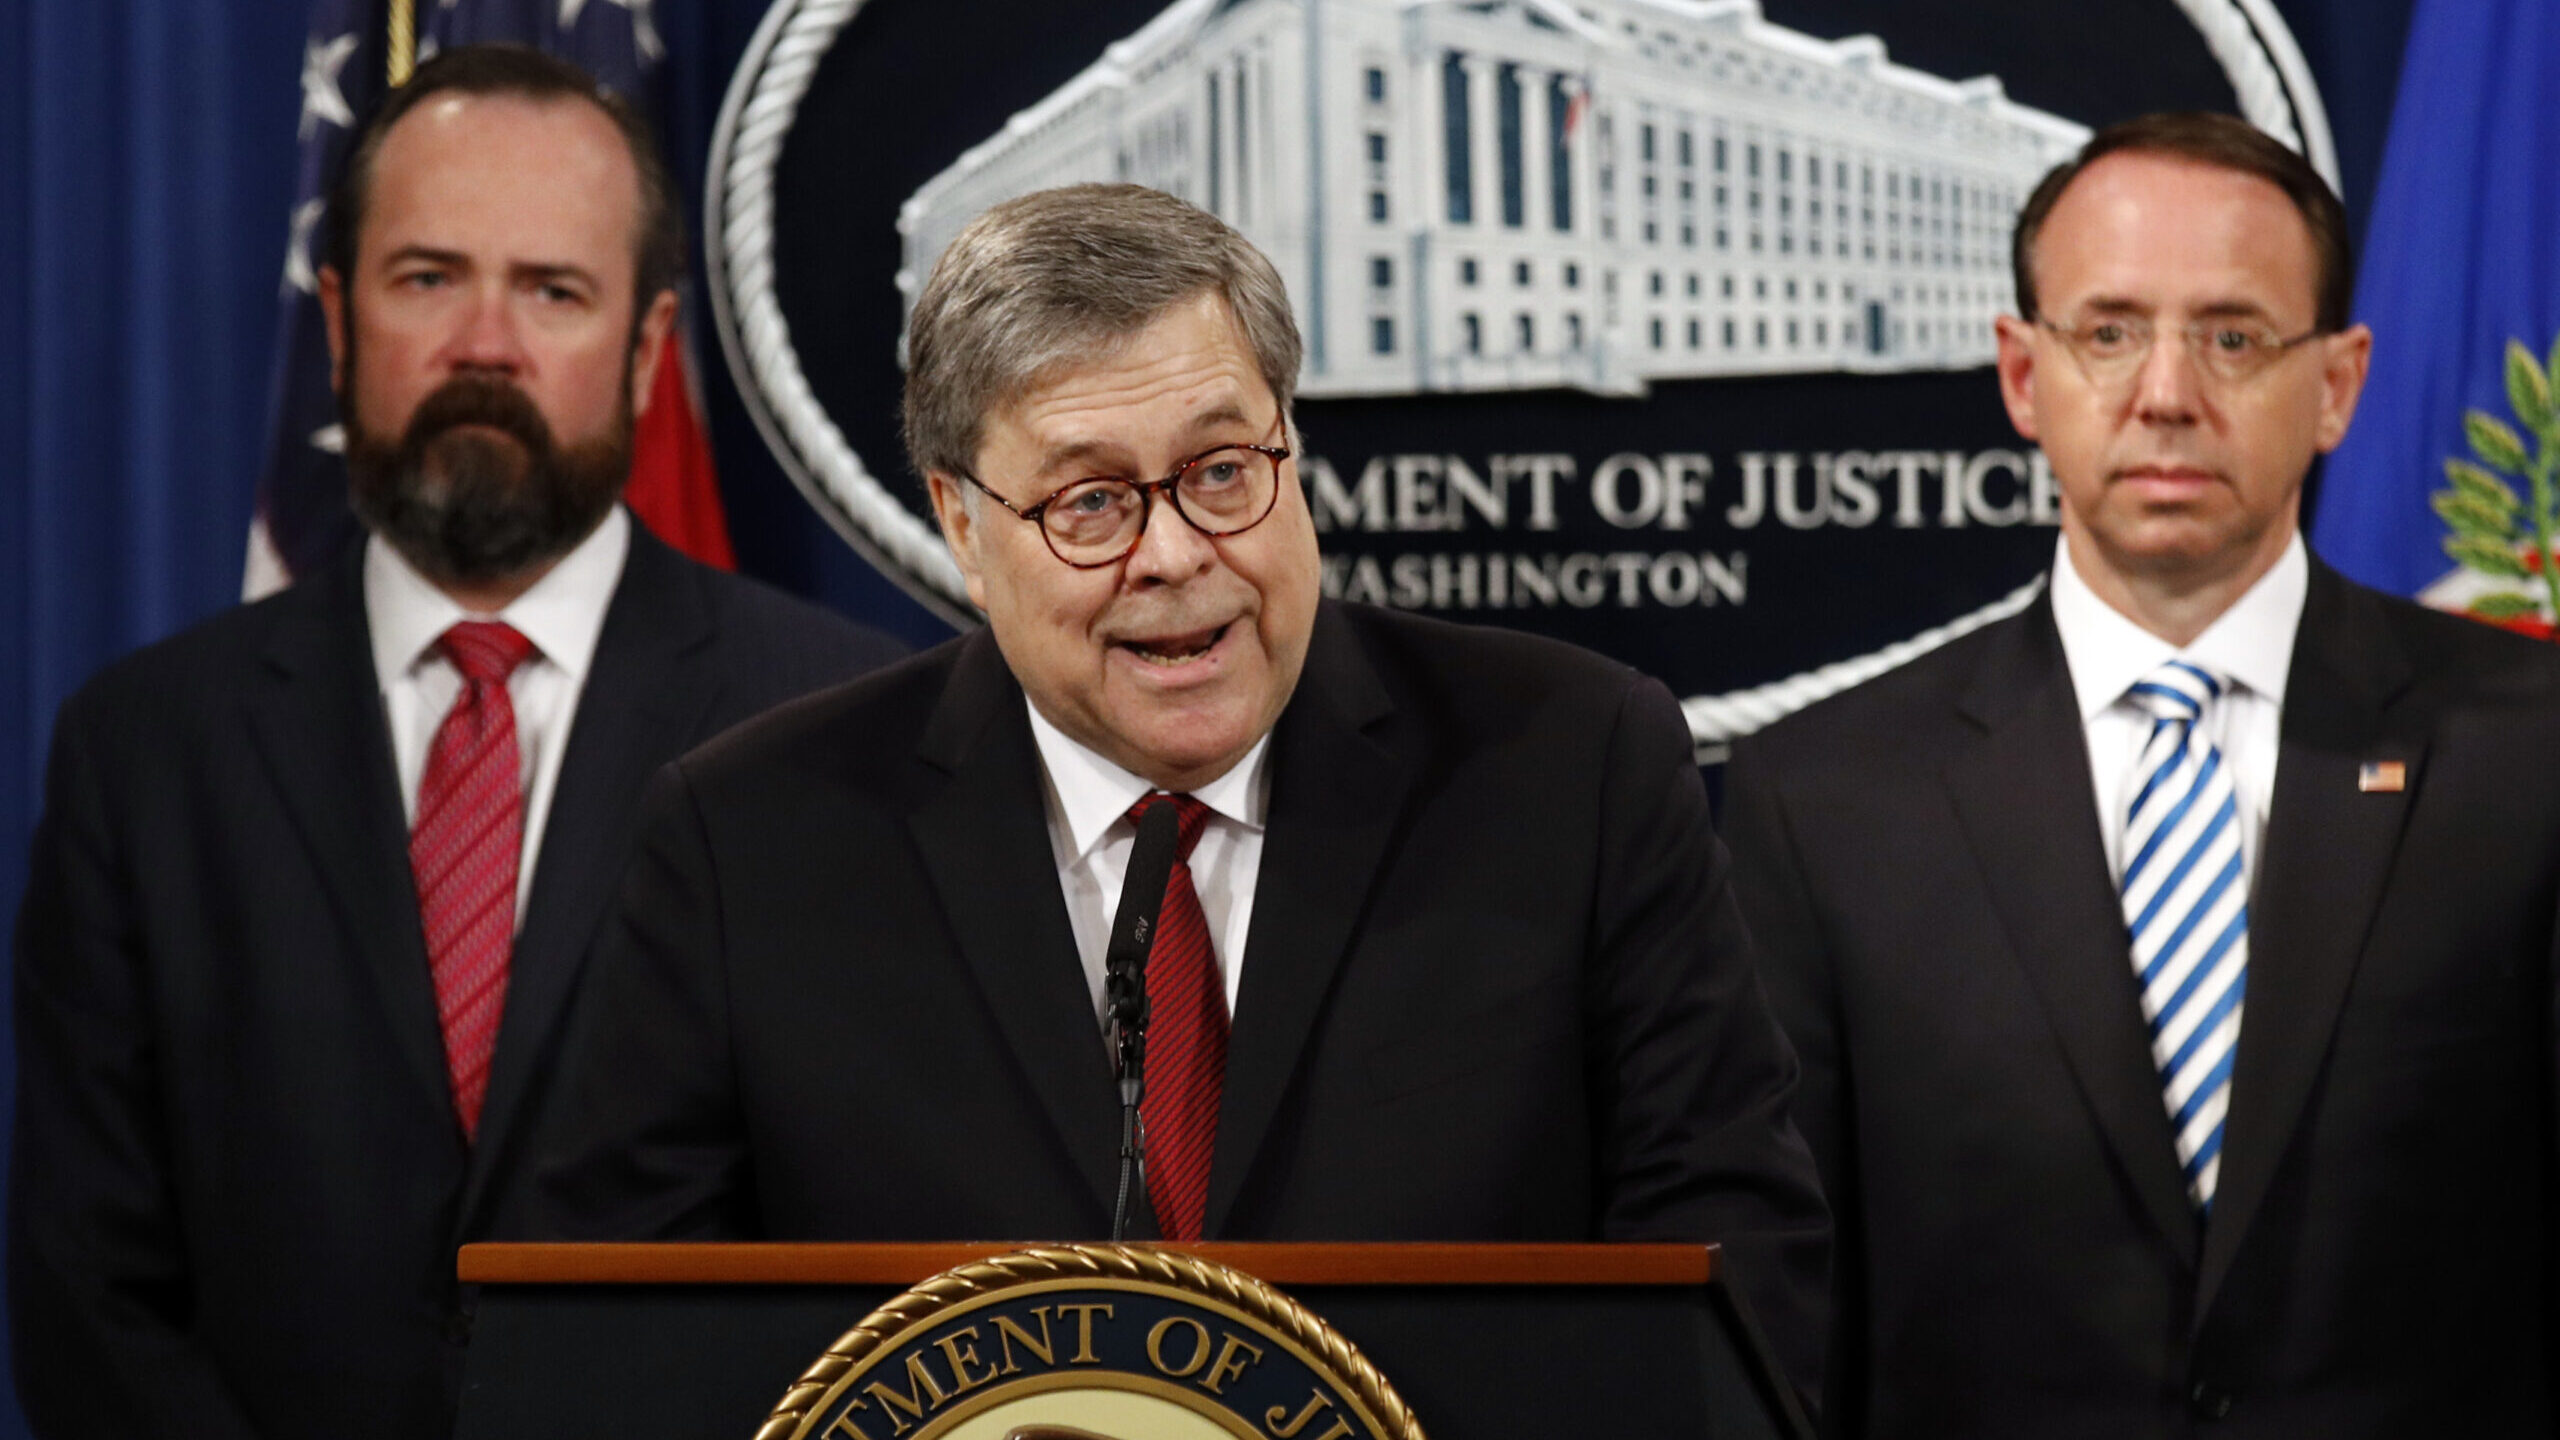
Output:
(2358, 760), (2407, 793)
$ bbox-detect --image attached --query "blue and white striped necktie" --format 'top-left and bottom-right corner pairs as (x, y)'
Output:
(2119, 659), (2248, 1212)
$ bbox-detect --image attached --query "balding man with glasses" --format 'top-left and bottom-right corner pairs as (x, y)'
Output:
(1724, 112), (2560, 1437)
(538, 183), (1830, 1401)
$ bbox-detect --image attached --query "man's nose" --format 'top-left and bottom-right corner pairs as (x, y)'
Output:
(1121, 483), (1218, 582)
(442, 286), (528, 374)
(2129, 327), (2203, 424)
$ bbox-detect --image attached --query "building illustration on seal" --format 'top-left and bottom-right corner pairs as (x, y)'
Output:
(897, 0), (2091, 398)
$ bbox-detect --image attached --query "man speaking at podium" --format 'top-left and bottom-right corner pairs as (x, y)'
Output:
(540, 184), (1829, 1397)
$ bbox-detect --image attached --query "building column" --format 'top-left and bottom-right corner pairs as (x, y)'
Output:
(1409, 31), (1445, 386)
(1522, 68), (1551, 238)
(1233, 53), (1252, 228)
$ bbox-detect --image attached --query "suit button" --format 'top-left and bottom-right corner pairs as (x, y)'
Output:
(2189, 1382), (2233, 1420)
(445, 1310), (474, 1345)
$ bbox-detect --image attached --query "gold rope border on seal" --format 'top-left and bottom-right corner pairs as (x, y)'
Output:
(754, 1243), (1427, 1440)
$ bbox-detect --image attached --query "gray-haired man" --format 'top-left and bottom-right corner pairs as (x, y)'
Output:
(539, 183), (1829, 1398)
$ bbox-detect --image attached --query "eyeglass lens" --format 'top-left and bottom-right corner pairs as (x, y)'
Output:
(1042, 446), (1282, 564)
(2055, 317), (2306, 385)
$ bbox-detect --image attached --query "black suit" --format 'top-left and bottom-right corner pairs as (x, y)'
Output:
(537, 600), (1830, 1395)
(1723, 561), (2560, 1438)
(10, 523), (904, 1440)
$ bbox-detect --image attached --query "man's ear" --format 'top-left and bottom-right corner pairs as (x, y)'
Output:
(2314, 322), (2374, 454)
(1993, 314), (2042, 443)
(628, 289), (680, 418)
(318, 265), (348, 395)
(925, 471), (991, 613)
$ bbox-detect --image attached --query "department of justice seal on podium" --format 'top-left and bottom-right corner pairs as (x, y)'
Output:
(757, 1245), (1424, 1440)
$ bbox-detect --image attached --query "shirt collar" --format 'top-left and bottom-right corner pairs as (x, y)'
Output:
(1024, 699), (1272, 865)
(2051, 528), (2306, 722)
(364, 505), (631, 689)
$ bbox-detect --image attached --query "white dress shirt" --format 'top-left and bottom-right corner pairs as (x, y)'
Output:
(1027, 702), (1269, 1034)
(366, 506), (631, 925)
(2050, 530), (2306, 885)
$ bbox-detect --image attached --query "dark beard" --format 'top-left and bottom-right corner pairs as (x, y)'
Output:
(344, 373), (630, 588)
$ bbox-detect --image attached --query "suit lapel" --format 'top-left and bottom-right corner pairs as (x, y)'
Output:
(462, 534), (724, 1227)
(1205, 606), (1408, 1235)
(247, 553), (457, 1127)
(906, 632), (1124, 1228)
(2195, 564), (2420, 1315)
(1943, 599), (2201, 1267)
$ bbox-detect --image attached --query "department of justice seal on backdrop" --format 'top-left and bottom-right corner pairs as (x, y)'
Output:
(710, 0), (2334, 760)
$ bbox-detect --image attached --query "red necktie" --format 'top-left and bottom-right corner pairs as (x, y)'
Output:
(409, 620), (535, 1140)
(1128, 792), (1222, 1240)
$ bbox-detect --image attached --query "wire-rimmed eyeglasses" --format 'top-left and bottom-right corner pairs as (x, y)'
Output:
(2036, 314), (2330, 388)
(960, 438), (1292, 569)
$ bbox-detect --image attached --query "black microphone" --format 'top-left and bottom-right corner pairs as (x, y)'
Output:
(1104, 797), (1181, 1240)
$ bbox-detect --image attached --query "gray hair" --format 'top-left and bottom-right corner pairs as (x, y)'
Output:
(902, 184), (1303, 484)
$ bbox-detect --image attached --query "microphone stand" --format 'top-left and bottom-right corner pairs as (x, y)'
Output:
(1104, 800), (1180, 1240)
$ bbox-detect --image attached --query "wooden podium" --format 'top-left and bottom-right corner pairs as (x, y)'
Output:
(455, 1242), (1812, 1439)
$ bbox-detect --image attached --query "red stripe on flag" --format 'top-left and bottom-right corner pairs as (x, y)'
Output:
(626, 339), (737, 570)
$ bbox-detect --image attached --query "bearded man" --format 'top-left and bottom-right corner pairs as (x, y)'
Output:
(9, 45), (900, 1440)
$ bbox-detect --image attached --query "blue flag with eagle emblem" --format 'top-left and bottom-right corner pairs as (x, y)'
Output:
(2310, 0), (2560, 631)
(248, 0), (729, 599)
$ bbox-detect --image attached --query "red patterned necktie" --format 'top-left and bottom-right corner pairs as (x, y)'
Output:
(1128, 792), (1223, 1240)
(409, 620), (536, 1141)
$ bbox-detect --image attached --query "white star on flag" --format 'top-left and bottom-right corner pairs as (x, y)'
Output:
(558, 0), (663, 62)
(298, 32), (360, 142)
(281, 198), (327, 297)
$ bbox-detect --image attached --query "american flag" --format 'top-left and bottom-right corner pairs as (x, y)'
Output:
(247, 0), (733, 598)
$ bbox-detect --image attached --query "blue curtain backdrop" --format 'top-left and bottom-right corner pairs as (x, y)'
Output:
(0, 0), (2424, 1433)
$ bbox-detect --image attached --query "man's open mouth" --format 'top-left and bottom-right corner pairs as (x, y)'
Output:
(1119, 623), (1229, 665)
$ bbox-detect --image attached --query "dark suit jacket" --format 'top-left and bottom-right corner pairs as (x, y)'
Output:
(1723, 561), (2560, 1439)
(9, 522), (904, 1440)
(536, 600), (1830, 1395)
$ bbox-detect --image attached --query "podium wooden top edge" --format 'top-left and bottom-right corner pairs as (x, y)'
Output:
(458, 1241), (1717, 1287)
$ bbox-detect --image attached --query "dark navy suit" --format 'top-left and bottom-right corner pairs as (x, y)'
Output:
(12, 524), (904, 1440)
